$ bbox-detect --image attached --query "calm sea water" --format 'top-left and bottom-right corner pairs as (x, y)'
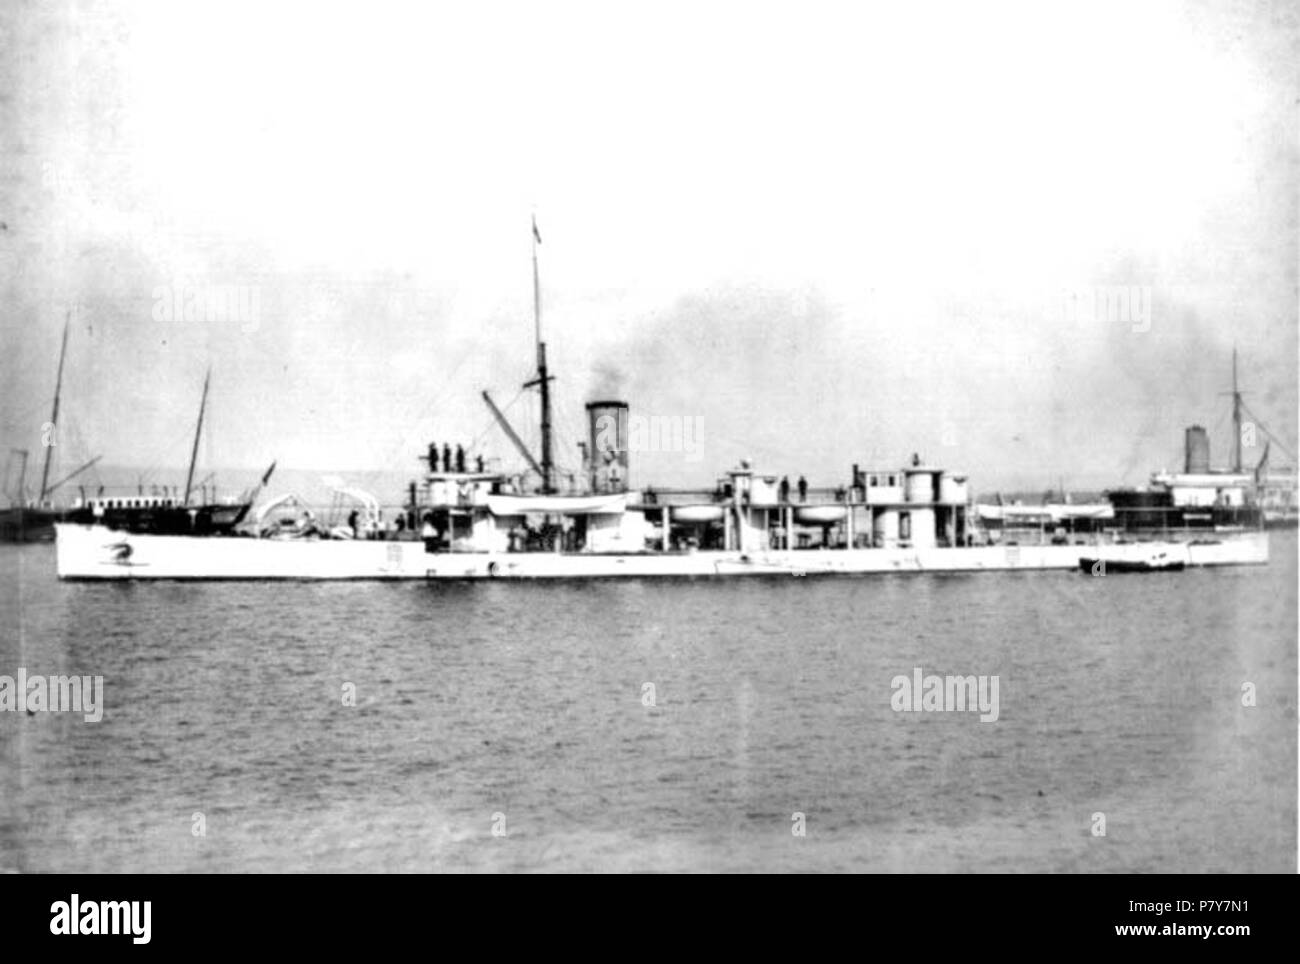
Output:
(1, 534), (1295, 873)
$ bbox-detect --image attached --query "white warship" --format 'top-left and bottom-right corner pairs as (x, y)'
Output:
(54, 226), (1271, 581)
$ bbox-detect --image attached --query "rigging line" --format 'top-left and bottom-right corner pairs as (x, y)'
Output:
(128, 430), (191, 489)
(703, 429), (787, 462)
(549, 399), (578, 466)
(6, 398), (54, 430)
(557, 396), (586, 447)
(558, 408), (587, 470)
(1240, 402), (1297, 462)
(1204, 409), (1230, 459)
(554, 404), (580, 450)
(1256, 434), (1297, 465)
(468, 415), (507, 454)
(470, 387), (528, 452)
(374, 334), (489, 466)
(389, 365), (469, 435)
(138, 412), (209, 484)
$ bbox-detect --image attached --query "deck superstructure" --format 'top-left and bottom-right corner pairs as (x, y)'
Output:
(55, 422), (1270, 580)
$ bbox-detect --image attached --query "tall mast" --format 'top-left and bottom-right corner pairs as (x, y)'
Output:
(528, 214), (555, 493)
(1232, 347), (1242, 473)
(183, 368), (211, 506)
(38, 311), (71, 503)
(14, 449), (28, 505)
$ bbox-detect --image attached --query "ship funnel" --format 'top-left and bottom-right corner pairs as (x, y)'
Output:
(587, 400), (629, 493)
(1185, 425), (1210, 474)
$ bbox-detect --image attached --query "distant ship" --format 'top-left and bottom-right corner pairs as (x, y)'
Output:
(978, 350), (1296, 538)
(60, 370), (274, 536)
(1258, 466), (1299, 528)
(64, 494), (258, 537)
(53, 224), (1271, 580)
(2, 338), (272, 541)
(0, 313), (101, 542)
(1112, 350), (1295, 531)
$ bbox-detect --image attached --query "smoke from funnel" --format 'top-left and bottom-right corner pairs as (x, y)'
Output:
(590, 361), (626, 401)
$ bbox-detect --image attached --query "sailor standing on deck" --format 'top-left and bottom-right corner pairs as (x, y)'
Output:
(779, 476), (790, 503)
(797, 476), (808, 503)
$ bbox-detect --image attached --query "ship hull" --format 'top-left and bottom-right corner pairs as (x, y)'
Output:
(54, 524), (1271, 580)
(0, 508), (68, 543)
(63, 503), (252, 536)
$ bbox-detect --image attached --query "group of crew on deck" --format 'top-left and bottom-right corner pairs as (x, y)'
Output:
(714, 476), (847, 504)
(425, 442), (486, 475)
(778, 476), (809, 503)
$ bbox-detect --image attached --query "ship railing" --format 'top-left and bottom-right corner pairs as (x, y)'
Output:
(636, 486), (912, 506)
(982, 505), (1265, 545)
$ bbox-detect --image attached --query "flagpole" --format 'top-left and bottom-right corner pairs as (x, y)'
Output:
(1232, 347), (1242, 473)
(532, 214), (542, 363)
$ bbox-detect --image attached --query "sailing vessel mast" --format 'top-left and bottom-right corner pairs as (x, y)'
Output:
(183, 368), (211, 506)
(523, 215), (556, 493)
(38, 311), (71, 503)
(1231, 347), (1243, 473)
(14, 449), (27, 541)
(12, 450), (28, 505)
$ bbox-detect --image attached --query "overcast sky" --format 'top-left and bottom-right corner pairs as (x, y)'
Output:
(2, 0), (1296, 498)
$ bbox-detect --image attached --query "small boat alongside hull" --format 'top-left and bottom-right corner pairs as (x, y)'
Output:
(54, 524), (1269, 581)
(1078, 557), (1187, 573)
(1078, 543), (1192, 574)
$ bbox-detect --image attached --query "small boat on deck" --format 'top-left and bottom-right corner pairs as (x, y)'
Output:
(671, 504), (725, 524)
